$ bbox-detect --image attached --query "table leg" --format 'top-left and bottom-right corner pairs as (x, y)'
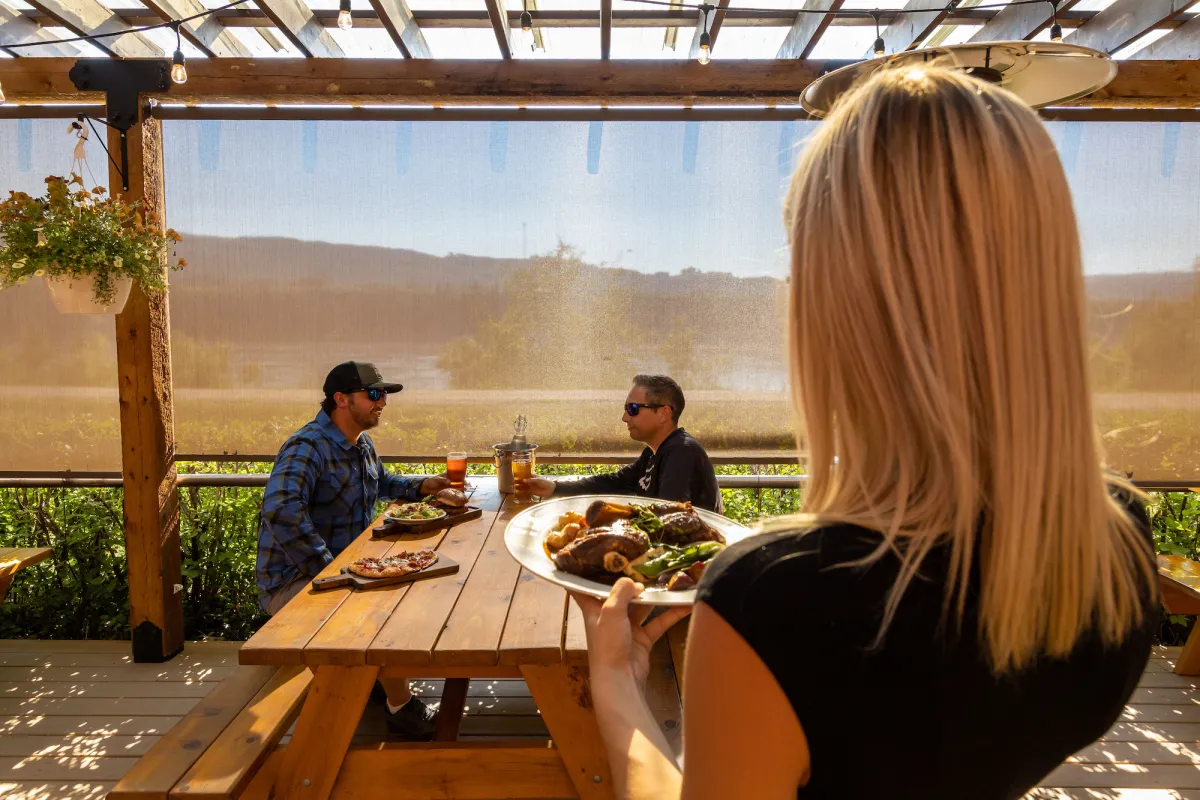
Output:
(1177, 624), (1200, 675)
(273, 664), (380, 800)
(521, 664), (615, 800)
(433, 677), (469, 741)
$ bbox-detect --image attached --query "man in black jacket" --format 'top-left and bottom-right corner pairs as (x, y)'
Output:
(519, 374), (723, 513)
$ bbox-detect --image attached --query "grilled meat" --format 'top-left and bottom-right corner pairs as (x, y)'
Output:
(658, 510), (726, 546)
(553, 520), (650, 580)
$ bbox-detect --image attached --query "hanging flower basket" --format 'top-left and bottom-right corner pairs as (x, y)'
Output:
(0, 175), (186, 315)
(45, 274), (133, 314)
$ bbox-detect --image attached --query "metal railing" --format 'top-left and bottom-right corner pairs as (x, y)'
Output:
(1, 472), (1196, 492)
(0, 473), (808, 490)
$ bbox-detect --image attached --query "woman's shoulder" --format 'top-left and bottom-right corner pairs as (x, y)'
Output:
(696, 521), (891, 618)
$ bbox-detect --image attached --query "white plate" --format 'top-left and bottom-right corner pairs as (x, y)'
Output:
(504, 495), (754, 607)
(386, 505), (448, 524)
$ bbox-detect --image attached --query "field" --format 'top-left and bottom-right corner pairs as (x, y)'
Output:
(4, 390), (1200, 483)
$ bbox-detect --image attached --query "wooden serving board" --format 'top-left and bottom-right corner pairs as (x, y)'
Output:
(310, 554), (460, 592)
(373, 505), (483, 538)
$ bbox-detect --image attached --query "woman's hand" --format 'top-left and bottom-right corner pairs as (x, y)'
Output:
(573, 578), (691, 690)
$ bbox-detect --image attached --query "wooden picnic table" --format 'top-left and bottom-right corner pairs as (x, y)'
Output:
(0, 547), (52, 603)
(238, 476), (611, 800)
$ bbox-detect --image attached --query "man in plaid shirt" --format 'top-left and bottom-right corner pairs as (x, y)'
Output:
(256, 360), (449, 739)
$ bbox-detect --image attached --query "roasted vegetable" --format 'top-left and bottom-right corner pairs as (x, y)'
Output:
(634, 541), (724, 580)
(546, 522), (583, 552)
(630, 506), (664, 541)
(585, 500), (636, 528)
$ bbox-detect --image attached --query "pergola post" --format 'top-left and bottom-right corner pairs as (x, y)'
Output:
(107, 95), (185, 663)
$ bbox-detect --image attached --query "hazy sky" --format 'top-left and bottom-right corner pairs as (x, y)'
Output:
(4, 118), (1197, 278)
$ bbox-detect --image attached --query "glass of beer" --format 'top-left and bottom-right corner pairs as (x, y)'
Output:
(512, 452), (534, 505)
(446, 452), (468, 489)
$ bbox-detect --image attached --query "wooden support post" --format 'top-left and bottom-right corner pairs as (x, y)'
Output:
(110, 109), (185, 663)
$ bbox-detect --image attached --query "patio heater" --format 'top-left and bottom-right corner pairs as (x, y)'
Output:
(800, 42), (1117, 118)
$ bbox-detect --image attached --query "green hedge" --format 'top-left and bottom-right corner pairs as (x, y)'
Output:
(0, 462), (802, 641)
(0, 464), (1188, 643)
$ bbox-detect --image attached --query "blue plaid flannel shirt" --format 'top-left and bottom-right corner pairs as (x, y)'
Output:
(255, 410), (426, 609)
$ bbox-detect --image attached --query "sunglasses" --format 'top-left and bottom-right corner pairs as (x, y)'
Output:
(625, 403), (670, 417)
(361, 388), (388, 402)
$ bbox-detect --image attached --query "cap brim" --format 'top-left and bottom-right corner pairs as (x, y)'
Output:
(367, 382), (404, 393)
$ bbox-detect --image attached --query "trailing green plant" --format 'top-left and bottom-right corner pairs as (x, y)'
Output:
(0, 174), (186, 305)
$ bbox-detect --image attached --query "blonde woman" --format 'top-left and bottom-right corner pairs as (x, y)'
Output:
(574, 65), (1158, 800)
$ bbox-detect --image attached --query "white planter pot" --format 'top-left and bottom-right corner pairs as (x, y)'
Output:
(45, 275), (132, 315)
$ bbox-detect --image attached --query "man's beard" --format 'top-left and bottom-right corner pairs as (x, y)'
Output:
(351, 406), (380, 429)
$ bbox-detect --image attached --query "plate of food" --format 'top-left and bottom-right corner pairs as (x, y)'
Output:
(504, 495), (753, 606)
(386, 502), (448, 524)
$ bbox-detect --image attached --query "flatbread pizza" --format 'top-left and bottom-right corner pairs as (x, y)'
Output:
(347, 549), (438, 579)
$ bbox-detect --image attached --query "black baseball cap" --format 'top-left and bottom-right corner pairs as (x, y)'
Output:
(322, 361), (403, 397)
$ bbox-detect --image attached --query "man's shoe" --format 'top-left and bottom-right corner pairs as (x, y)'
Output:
(384, 695), (437, 741)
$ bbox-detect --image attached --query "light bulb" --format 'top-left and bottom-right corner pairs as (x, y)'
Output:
(521, 9), (532, 32)
(338, 0), (353, 29)
(171, 50), (187, 85)
(873, 36), (885, 56)
(698, 31), (711, 65)
(1049, 22), (1062, 41)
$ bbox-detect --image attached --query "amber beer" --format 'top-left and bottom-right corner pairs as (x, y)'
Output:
(512, 453), (535, 505)
(446, 452), (468, 489)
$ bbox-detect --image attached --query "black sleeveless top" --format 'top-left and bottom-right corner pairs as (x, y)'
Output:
(695, 502), (1156, 799)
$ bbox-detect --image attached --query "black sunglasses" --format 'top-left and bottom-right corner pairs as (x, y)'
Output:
(359, 388), (388, 401)
(625, 403), (670, 417)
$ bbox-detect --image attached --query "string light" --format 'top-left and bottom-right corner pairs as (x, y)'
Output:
(697, 4), (711, 66)
(872, 11), (884, 56)
(1049, 1), (1062, 41)
(170, 22), (187, 85)
(338, 0), (353, 31)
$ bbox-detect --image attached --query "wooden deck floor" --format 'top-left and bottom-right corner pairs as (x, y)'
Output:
(0, 639), (1195, 799)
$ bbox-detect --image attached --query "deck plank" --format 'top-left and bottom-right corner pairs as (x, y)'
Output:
(0, 716), (183, 736)
(0, 681), (215, 698)
(0, 666), (235, 683)
(0, 780), (115, 799)
(0, 734), (160, 757)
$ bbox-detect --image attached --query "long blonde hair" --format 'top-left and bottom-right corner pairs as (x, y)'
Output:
(776, 65), (1154, 672)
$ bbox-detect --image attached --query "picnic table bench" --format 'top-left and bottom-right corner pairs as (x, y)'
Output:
(113, 477), (683, 800)
(0, 547), (52, 603)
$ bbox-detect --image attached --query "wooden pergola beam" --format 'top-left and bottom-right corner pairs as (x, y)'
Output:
(969, 0), (1081, 42)
(108, 102), (185, 664)
(600, 0), (611, 59)
(252, 0), (343, 57)
(139, 0), (251, 58)
(369, 0), (430, 58)
(12, 6), (1181, 30)
(864, 0), (947, 58)
(1067, 0), (1195, 55)
(1, 58), (1196, 108)
(1133, 12), (1200, 60)
(27, 0), (162, 58)
(777, 0), (843, 60)
(0, 1), (79, 56)
(483, 0), (511, 59)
